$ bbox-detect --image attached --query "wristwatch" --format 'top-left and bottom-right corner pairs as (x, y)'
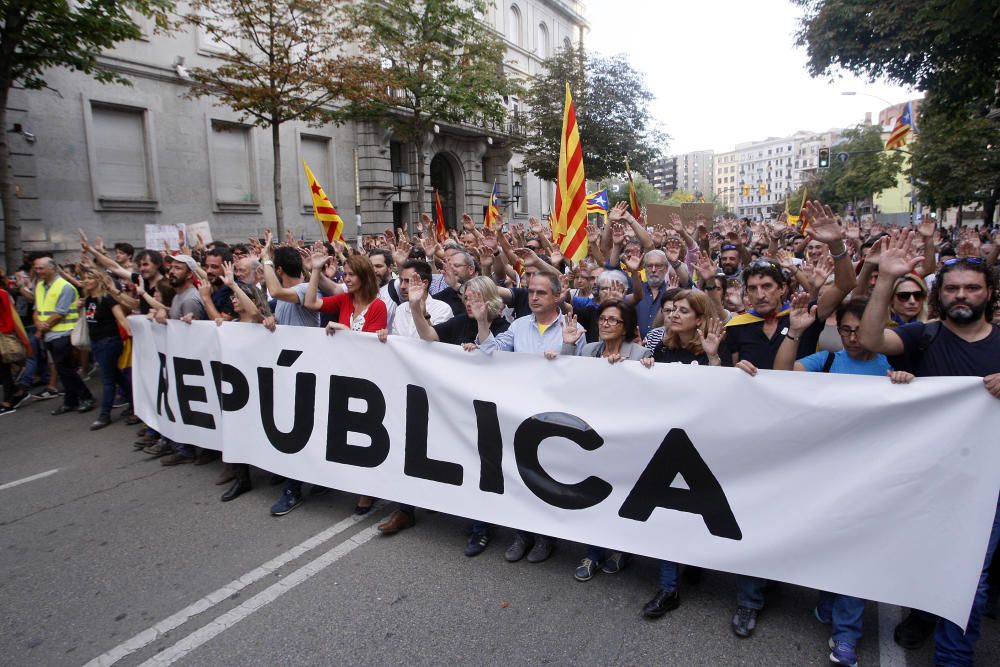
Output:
(262, 260), (274, 266)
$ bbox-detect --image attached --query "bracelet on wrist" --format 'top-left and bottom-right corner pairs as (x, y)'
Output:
(785, 332), (800, 341)
(829, 246), (849, 260)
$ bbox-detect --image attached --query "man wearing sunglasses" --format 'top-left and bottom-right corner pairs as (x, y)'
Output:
(859, 230), (1000, 667)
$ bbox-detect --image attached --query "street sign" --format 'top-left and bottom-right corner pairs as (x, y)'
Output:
(837, 152), (849, 164)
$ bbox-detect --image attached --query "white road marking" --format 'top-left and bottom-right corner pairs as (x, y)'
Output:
(83, 509), (383, 667)
(138, 524), (382, 666)
(0, 468), (59, 491)
(877, 603), (907, 667)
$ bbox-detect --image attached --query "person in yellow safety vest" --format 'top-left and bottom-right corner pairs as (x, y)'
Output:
(32, 256), (94, 415)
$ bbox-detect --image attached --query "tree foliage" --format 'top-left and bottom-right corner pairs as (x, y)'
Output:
(909, 99), (1000, 219)
(598, 176), (664, 209)
(519, 47), (668, 183)
(795, 0), (1000, 108)
(336, 0), (514, 220)
(185, 0), (352, 238)
(0, 0), (173, 269)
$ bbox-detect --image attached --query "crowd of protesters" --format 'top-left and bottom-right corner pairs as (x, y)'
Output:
(1, 202), (999, 667)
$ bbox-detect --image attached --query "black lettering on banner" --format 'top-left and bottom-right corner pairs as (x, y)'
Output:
(403, 385), (463, 485)
(326, 375), (390, 467)
(473, 400), (503, 494)
(156, 352), (176, 422)
(513, 412), (612, 510)
(210, 361), (249, 412)
(172, 357), (215, 429)
(257, 350), (315, 454)
(618, 428), (742, 541)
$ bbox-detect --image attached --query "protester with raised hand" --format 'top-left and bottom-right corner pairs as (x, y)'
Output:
(859, 229), (999, 664)
(214, 261), (271, 503)
(646, 290), (724, 366)
(78, 267), (131, 431)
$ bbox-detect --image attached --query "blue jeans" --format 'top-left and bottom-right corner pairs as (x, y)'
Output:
(17, 333), (49, 389)
(934, 496), (1000, 666)
(736, 575), (768, 610)
(92, 336), (126, 418)
(817, 591), (865, 644)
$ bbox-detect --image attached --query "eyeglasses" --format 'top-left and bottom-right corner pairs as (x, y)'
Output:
(894, 290), (926, 302)
(598, 316), (623, 326)
(836, 326), (861, 337)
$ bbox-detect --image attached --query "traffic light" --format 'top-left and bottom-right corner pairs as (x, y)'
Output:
(742, 184), (750, 197)
(818, 147), (830, 168)
(758, 184), (767, 196)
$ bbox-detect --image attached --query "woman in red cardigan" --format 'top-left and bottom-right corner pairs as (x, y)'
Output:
(304, 251), (386, 513)
(0, 287), (32, 414)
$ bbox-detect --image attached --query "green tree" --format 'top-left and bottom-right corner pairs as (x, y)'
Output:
(909, 100), (1000, 224)
(519, 47), (668, 182)
(185, 0), (350, 240)
(0, 0), (172, 270)
(795, 0), (1000, 109)
(600, 176), (664, 209)
(336, 0), (514, 222)
(663, 189), (695, 207)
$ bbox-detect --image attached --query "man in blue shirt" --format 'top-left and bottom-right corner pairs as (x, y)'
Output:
(473, 273), (585, 563)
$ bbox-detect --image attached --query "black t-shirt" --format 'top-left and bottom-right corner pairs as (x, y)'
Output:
(574, 302), (600, 343)
(433, 314), (510, 345)
(721, 314), (823, 370)
(212, 284), (237, 318)
(85, 295), (119, 341)
(893, 322), (1000, 377)
(508, 287), (532, 319)
(434, 286), (465, 316)
(653, 344), (709, 365)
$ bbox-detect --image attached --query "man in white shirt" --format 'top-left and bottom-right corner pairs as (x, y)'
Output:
(389, 259), (453, 338)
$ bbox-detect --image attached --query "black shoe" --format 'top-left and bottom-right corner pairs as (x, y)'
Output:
(221, 478), (252, 502)
(89, 416), (111, 431)
(77, 399), (95, 413)
(51, 404), (77, 415)
(11, 391), (31, 408)
(894, 610), (937, 650)
(642, 589), (680, 619)
(526, 535), (555, 563)
(194, 449), (219, 466)
(464, 530), (490, 557)
(353, 502), (374, 516)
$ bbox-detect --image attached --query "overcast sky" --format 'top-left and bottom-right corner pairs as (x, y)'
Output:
(584, 0), (920, 155)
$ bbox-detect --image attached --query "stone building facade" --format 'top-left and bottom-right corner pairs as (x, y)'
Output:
(1, 1), (589, 258)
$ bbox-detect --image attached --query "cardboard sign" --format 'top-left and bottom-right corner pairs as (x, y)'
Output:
(145, 224), (185, 251)
(186, 221), (213, 245)
(645, 204), (683, 235)
(681, 203), (715, 223)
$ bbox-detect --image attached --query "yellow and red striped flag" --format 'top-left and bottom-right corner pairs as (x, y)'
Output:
(625, 157), (641, 219)
(484, 180), (500, 230)
(555, 83), (588, 263)
(302, 161), (344, 242)
(434, 189), (448, 242)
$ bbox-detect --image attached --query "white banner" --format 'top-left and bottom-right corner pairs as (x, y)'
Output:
(131, 317), (1000, 627)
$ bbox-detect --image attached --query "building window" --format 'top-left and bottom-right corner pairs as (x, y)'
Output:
(300, 134), (332, 211)
(563, 36), (572, 51)
(87, 102), (156, 210)
(537, 23), (549, 58)
(508, 5), (522, 46)
(210, 120), (257, 210)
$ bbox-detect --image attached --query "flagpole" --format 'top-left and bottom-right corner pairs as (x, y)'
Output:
(353, 148), (362, 250)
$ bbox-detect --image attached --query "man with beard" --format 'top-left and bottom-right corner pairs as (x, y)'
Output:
(635, 249), (672, 339)
(202, 247), (236, 321)
(859, 230), (1000, 667)
(368, 248), (398, 326)
(719, 243), (744, 279)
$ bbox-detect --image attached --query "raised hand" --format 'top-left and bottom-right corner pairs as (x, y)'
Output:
(787, 290), (817, 333)
(611, 222), (626, 246)
(407, 279), (426, 305)
(419, 213), (432, 232)
(608, 201), (628, 224)
(916, 217), (936, 239)
(804, 201), (846, 247)
(310, 252), (328, 271)
(467, 291), (489, 323)
(462, 213), (476, 231)
(421, 234), (439, 256)
(624, 253), (642, 273)
(261, 230), (273, 260)
(877, 230), (924, 279)
(694, 250), (718, 279)
(222, 260), (236, 286)
(529, 216), (543, 234)
(696, 317), (726, 358)
(481, 227), (498, 250)
(562, 313), (584, 345)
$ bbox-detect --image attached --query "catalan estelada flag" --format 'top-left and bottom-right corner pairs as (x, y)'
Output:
(484, 180), (500, 230)
(434, 190), (448, 242)
(885, 102), (914, 150)
(555, 83), (588, 263)
(625, 158), (641, 219)
(302, 161), (344, 242)
(586, 189), (609, 217)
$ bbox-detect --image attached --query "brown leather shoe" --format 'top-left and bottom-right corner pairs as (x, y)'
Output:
(377, 510), (415, 535)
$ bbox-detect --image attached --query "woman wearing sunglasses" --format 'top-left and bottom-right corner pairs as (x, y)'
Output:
(889, 274), (928, 326)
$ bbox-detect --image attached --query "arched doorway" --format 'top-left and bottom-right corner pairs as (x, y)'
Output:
(430, 153), (457, 231)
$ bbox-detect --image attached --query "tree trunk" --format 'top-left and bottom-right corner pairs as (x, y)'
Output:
(271, 122), (285, 241)
(983, 183), (999, 227)
(0, 85), (22, 272)
(956, 201), (964, 226)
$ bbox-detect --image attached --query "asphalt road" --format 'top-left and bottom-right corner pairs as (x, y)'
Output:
(2, 386), (997, 666)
